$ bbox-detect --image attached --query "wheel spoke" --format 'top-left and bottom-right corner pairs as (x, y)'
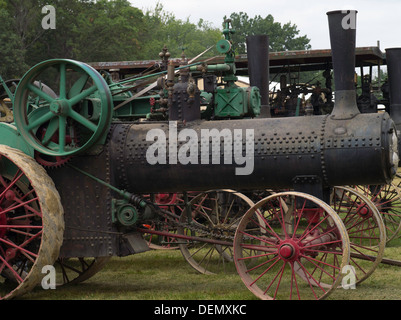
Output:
(41, 117), (59, 146)
(68, 85), (97, 106)
(331, 186), (385, 285)
(234, 191), (349, 300)
(27, 83), (55, 104)
(69, 109), (97, 132)
(68, 73), (90, 98)
(58, 116), (67, 153)
(14, 60), (112, 158)
(178, 190), (254, 275)
(26, 110), (56, 131)
(0, 145), (64, 299)
(59, 63), (67, 99)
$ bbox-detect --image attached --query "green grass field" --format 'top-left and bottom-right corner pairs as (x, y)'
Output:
(19, 238), (401, 301)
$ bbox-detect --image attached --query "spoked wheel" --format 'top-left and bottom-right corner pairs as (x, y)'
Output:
(234, 191), (350, 300)
(331, 186), (386, 285)
(352, 184), (401, 243)
(13, 59), (113, 157)
(0, 145), (64, 299)
(142, 193), (187, 250)
(178, 190), (255, 275)
(54, 257), (110, 286)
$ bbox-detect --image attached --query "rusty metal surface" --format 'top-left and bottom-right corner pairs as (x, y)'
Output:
(109, 113), (395, 195)
(50, 143), (147, 258)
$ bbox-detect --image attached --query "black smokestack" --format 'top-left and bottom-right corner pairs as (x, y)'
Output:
(386, 48), (401, 108)
(327, 10), (360, 119)
(246, 35), (270, 117)
(385, 48), (401, 156)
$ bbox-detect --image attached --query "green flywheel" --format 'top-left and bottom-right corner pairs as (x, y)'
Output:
(13, 59), (113, 157)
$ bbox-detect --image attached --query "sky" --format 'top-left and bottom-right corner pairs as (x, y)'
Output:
(129, 0), (401, 51)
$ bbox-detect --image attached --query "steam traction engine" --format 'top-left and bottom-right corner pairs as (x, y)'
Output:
(0, 10), (399, 300)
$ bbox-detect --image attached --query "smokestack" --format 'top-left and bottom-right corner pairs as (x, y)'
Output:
(385, 48), (401, 156)
(386, 48), (401, 117)
(327, 10), (360, 119)
(246, 35), (270, 117)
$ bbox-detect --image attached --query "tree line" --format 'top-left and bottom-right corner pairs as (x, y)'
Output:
(0, 0), (311, 80)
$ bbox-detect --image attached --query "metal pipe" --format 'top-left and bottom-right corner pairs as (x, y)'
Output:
(327, 10), (360, 119)
(246, 35), (270, 117)
(385, 48), (401, 159)
(386, 48), (401, 119)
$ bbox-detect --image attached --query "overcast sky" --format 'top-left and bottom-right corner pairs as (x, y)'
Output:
(129, 0), (401, 51)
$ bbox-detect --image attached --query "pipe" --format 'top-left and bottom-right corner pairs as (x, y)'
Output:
(246, 35), (270, 117)
(386, 49), (401, 125)
(385, 48), (401, 160)
(327, 10), (360, 119)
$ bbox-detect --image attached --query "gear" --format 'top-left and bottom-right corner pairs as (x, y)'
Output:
(34, 123), (79, 168)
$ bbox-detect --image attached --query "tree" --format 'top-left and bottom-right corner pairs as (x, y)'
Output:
(0, 4), (28, 79)
(138, 3), (222, 60)
(73, 0), (144, 62)
(226, 12), (311, 54)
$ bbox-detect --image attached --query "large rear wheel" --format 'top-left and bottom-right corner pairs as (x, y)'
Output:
(0, 145), (64, 299)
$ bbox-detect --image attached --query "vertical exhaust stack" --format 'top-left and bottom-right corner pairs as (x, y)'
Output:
(327, 10), (360, 119)
(385, 48), (401, 157)
(246, 35), (271, 117)
(386, 48), (401, 128)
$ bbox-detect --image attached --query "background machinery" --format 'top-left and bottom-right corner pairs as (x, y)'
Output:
(0, 10), (399, 300)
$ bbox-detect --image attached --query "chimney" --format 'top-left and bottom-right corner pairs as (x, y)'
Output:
(327, 10), (360, 119)
(246, 35), (271, 117)
(385, 48), (401, 155)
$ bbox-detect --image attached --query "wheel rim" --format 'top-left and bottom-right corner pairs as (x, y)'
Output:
(14, 59), (112, 157)
(55, 257), (110, 286)
(331, 186), (386, 285)
(178, 190), (255, 275)
(234, 191), (350, 300)
(0, 145), (64, 299)
(353, 184), (401, 243)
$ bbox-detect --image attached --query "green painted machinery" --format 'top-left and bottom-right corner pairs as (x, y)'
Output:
(0, 13), (399, 301)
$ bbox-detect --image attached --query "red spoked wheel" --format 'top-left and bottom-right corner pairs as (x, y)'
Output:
(352, 184), (401, 243)
(178, 190), (255, 275)
(234, 191), (350, 300)
(142, 193), (189, 250)
(331, 186), (385, 285)
(0, 145), (64, 299)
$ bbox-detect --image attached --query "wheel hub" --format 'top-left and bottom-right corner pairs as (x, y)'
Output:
(278, 241), (299, 261)
(356, 203), (372, 217)
(50, 99), (69, 116)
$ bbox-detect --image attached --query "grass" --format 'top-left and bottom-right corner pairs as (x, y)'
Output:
(21, 249), (256, 300)
(18, 238), (401, 301)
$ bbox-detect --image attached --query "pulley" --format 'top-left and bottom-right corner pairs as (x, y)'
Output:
(13, 59), (113, 157)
